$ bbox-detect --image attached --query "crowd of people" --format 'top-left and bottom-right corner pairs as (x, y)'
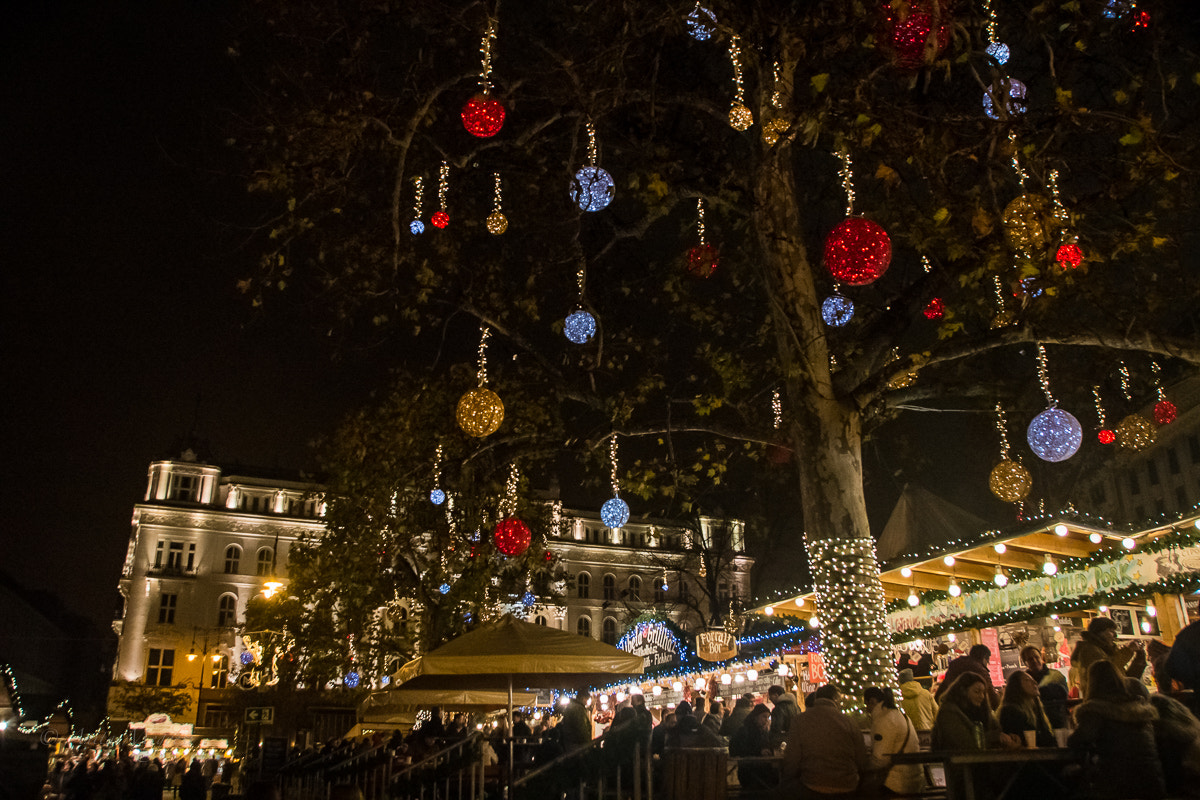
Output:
(41, 754), (229, 800)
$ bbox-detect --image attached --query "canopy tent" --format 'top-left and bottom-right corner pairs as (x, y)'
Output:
(392, 614), (644, 693)
(875, 484), (992, 564)
(360, 687), (544, 718)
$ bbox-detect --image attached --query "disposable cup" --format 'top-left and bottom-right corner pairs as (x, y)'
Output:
(1023, 730), (1037, 748)
(1054, 729), (1070, 748)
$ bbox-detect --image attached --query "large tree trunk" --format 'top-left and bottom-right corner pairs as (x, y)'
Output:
(753, 61), (895, 699)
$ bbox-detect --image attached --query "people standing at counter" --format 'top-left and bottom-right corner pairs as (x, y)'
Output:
(934, 645), (999, 709)
(931, 672), (1018, 751)
(997, 670), (1055, 747)
(1021, 645), (1071, 729)
(768, 684), (800, 751)
(863, 686), (923, 795)
(898, 669), (939, 731)
(1070, 616), (1145, 699)
(1067, 660), (1165, 799)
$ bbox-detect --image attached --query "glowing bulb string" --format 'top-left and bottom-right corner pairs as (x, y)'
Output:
(586, 121), (599, 167)
(991, 275), (1007, 313)
(921, 255), (932, 274)
(492, 173), (503, 214)
(1151, 360), (1166, 401)
(499, 463), (520, 519)
(771, 61), (783, 108)
(478, 18), (498, 94)
(837, 149), (856, 216)
(729, 35), (746, 105)
(609, 434), (621, 497)
(477, 325), (490, 387)
(772, 389), (782, 430)
(994, 403), (1012, 459)
(1119, 361), (1132, 400)
(438, 161), (450, 213)
(433, 444), (443, 489)
(1035, 344), (1057, 406)
(983, 0), (999, 44)
(696, 198), (708, 247)
(1093, 386), (1108, 429)
(411, 177), (424, 221)
(1008, 132), (1029, 189)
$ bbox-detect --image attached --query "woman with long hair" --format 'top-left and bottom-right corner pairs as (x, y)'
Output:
(931, 672), (1018, 752)
(1067, 660), (1165, 799)
(997, 670), (1055, 748)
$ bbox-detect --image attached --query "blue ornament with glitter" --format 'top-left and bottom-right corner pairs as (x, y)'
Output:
(601, 497), (630, 529)
(821, 295), (854, 327)
(240, 651), (255, 666)
(564, 309), (596, 344)
(410, 219), (425, 235)
(983, 79), (1027, 120)
(1027, 407), (1083, 462)
(344, 671), (360, 688)
(430, 489), (446, 505)
(570, 167), (614, 212)
(686, 5), (717, 41)
(522, 591), (536, 608)
(439, 582), (451, 595)
(986, 42), (1010, 65)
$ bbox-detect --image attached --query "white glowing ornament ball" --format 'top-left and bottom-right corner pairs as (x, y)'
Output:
(735, 673), (745, 683)
(652, 685), (663, 696)
(809, 615), (821, 628)
(672, 681), (683, 692)
(1055, 524), (1069, 537)
(721, 673), (732, 685)
(747, 669), (758, 681)
(1089, 533), (1104, 544)
(900, 567), (913, 578)
(686, 5), (717, 40)
(1122, 537), (1136, 550)
(908, 591), (920, 607)
(943, 555), (956, 567)
(1027, 408), (1083, 462)
(994, 543), (1007, 554)
(564, 309), (596, 344)
(570, 167), (614, 211)
(1042, 556), (1058, 576)
(986, 41), (1011, 65)
(410, 220), (425, 235)
(601, 497), (630, 529)
(616, 691), (626, 702)
(1146, 604), (1157, 617)
(795, 598), (805, 608)
(764, 606), (774, 616)
(822, 295), (855, 327)
(948, 581), (962, 597)
(994, 571), (1008, 587)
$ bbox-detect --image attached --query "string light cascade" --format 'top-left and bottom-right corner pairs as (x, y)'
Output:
(1048, 171), (1084, 268)
(1093, 387), (1115, 444)
(1026, 344), (1083, 462)
(824, 150), (891, 286)
(570, 122), (614, 212)
(601, 434), (630, 529)
(686, 4), (717, 41)
(486, 173), (508, 234)
(763, 61), (790, 146)
(432, 162), (450, 228)
(983, 0), (1010, 64)
(409, 178), (425, 235)
(879, 0), (953, 70)
(430, 444), (446, 505)
(990, 403), (1032, 502)
(772, 389), (782, 430)
(1151, 361), (1177, 425)
(686, 198), (719, 278)
(727, 36), (753, 131)
(564, 263), (596, 344)
(456, 325), (505, 437)
(461, 19), (506, 138)
(493, 464), (532, 557)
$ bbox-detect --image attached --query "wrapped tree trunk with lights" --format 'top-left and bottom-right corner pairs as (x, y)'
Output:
(231, 0), (1200, 692)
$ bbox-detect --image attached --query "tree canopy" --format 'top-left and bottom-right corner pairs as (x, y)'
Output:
(229, 0), (1200, 695)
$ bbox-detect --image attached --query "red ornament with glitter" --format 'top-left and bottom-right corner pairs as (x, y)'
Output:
(824, 218), (892, 286)
(923, 298), (945, 319)
(493, 518), (531, 557)
(686, 244), (719, 278)
(431, 210), (449, 229)
(1154, 400), (1177, 425)
(1098, 429), (1116, 444)
(879, 0), (953, 70)
(1056, 243), (1084, 268)
(461, 94), (506, 138)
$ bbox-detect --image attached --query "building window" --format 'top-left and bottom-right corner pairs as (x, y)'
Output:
(577, 617), (591, 638)
(158, 594), (177, 624)
(217, 595), (238, 627)
(209, 656), (230, 689)
(602, 617), (618, 645)
(1168, 450), (1181, 475)
(170, 474), (197, 501)
(628, 575), (641, 602)
(154, 541), (164, 568)
(202, 704), (231, 728)
(653, 578), (667, 603)
(256, 548), (274, 576)
(535, 615), (547, 626)
(1148, 462), (1160, 486)
(603, 574), (616, 601)
(224, 545), (241, 574)
(146, 648), (174, 686)
(577, 573), (590, 599)
(186, 543), (196, 570)
(167, 542), (184, 569)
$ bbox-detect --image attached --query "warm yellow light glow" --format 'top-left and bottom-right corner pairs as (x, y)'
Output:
(652, 685), (663, 696)
(900, 567), (913, 578)
(943, 555), (956, 567)
(1054, 524), (1069, 537)
(747, 669), (758, 681)
(263, 580), (284, 598)
(671, 681), (683, 692)
(764, 606), (775, 616)
(994, 543), (1007, 554)
(1122, 537), (1136, 550)
(1090, 533), (1103, 544)
(721, 673), (732, 685)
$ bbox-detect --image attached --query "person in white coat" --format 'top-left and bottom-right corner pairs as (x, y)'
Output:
(864, 686), (924, 795)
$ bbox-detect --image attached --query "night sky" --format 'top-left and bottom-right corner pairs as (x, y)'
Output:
(2, 1), (382, 628)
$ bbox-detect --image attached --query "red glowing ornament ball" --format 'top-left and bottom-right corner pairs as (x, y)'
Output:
(824, 218), (892, 286)
(1131, 10), (1151, 30)
(461, 94), (506, 138)
(1056, 243), (1084, 268)
(922, 297), (945, 320)
(879, 0), (953, 71)
(431, 210), (449, 229)
(1098, 429), (1116, 444)
(686, 244), (719, 278)
(1154, 400), (1177, 425)
(493, 518), (532, 557)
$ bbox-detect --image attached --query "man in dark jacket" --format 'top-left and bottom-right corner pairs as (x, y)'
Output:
(721, 694), (754, 737)
(768, 684), (799, 750)
(934, 644), (998, 709)
(1070, 616), (1141, 699)
(1021, 645), (1070, 728)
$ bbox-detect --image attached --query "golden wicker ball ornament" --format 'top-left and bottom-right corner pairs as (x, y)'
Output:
(486, 211), (508, 235)
(729, 102), (754, 131)
(1116, 413), (1155, 451)
(989, 460), (1032, 502)
(762, 118), (790, 146)
(456, 387), (505, 437)
(1002, 194), (1052, 252)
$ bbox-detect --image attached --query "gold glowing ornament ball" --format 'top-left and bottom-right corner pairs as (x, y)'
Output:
(989, 460), (1032, 503)
(456, 388), (505, 437)
(486, 211), (508, 235)
(1116, 414), (1156, 451)
(1002, 194), (1053, 252)
(729, 102), (754, 131)
(762, 118), (790, 146)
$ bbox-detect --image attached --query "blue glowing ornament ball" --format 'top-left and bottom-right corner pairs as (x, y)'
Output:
(821, 295), (855, 327)
(439, 582), (452, 595)
(601, 497), (630, 529)
(522, 591), (537, 609)
(1027, 407), (1083, 462)
(240, 651), (255, 666)
(564, 309), (597, 344)
(570, 167), (614, 212)
(686, 5), (717, 40)
(344, 671), (360, 689)
(430, 489), (446, 505)
(410, 219), (424, 235)
(982, 78), (1027, 120)
(986, 42), (1010, 65)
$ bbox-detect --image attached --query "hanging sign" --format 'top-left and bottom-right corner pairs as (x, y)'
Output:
(695, 629), (738, 662)
(807, 652), (828, 684)
(618, 621), (682, 669)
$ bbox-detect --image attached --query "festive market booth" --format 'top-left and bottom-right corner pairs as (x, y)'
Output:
(750, 505), (1200, 693)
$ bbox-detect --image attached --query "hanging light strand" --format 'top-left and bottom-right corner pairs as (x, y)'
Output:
(479, 18), (498, 94)
(696, 198), (707, 247)
(991, 275), (1006, 311)
(1151, 360), (1166, 401)
(1119, 361), (1132, 400)
(921, 255), (932, 273)
(1008, 132), (1029, 189)
(412, 177), (424, 218)
(438, 161), (450, 211)
(586, 121), (598, 167)
(1093, 386), (1108, 429)
(575, 263), (587, 301)
(477, 326), (490, 387)
(771, 61), (783, 108)
(772, 389), (782, 430)
(983, 0), (999, 44)
(1036, 344), (1057, 406)
(729, 36), (746, 104)
(492, 173), (503, 213)
(609, 434), (621, 496)
(433, 444), (443, 488)
(995, 403), (1012, 459)
(499, 463), (520, 519)
(837, 149), (856, 216)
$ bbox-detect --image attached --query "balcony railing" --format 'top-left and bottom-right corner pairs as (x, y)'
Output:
(146, 565), (199, 578)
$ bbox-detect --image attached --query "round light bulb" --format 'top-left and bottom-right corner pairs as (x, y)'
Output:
(747, 669), (758, 681)
(900, 567), (913, 578)
(652, 685), (663, 696)
(672, 681), (683, 692)
(943, 555), (956, 567)
(908, 592), (920, 607)
(1098, 605), (1108, 613)
(994, 571), (1008, 587)
(948, 582), (961, 597)
(1146, 604), (1157, 617)
(994, 543), (1007, 554)
(795, 597), (805, 608)
(734, 673), (745, 683)
(1055, 524), (1069, 537)
(1122, 537), (1136, 550)
(809, 616), (821, 628)
(1089, 533), (1103, 544)
(764, 606), (775, 616)
(721, 673), (732, 685)
(948, 633), (957, 642)
(1043, 558), (1057, 576)
(616, 691), (626, 702)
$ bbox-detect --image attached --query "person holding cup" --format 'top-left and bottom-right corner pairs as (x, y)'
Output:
(998, 670), (1056, 748)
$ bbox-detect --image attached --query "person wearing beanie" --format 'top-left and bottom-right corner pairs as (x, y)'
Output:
(898, 668), (939, 731)
(1070, 616), (1142, 699)
(768, 684), (800, 750)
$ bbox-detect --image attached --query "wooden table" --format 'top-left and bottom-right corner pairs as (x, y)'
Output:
(946, 748), (1079, 800)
